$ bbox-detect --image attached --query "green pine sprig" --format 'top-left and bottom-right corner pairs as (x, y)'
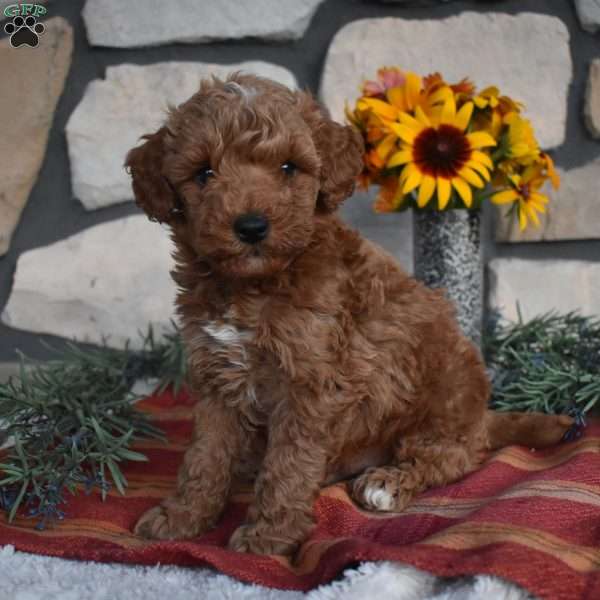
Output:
(0, 325), (186, 528)
(484, 310), (600, 416)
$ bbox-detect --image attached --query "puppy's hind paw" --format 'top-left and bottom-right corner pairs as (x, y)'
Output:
(351, 466), (415, 513)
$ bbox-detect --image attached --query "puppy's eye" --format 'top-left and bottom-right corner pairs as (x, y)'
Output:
(281, 161), (297, 176)
(195, 166), (214, 186)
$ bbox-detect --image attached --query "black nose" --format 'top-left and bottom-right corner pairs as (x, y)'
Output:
(234, 213), (269, 244)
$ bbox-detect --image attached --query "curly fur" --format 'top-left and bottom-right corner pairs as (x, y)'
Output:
(125, 73), (572, 556)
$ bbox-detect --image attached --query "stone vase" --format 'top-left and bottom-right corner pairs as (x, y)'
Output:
(413, 209), (483, 346)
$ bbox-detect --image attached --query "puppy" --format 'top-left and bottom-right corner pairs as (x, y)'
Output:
(125, 73), (572, 555)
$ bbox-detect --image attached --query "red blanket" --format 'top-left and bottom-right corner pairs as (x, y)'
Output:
(1, 388), (599, 599)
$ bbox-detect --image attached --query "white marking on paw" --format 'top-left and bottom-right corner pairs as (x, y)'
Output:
(364, 486), (395, 511)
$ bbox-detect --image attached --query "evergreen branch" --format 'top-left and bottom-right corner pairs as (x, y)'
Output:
(0, 326), (186, 528)
(484, 311), (600, 416)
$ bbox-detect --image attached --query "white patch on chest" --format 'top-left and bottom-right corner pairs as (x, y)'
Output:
(200, 321), (257, 405)
(202, 322), (248, 347)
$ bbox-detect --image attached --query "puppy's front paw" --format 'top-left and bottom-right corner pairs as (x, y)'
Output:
(134, 500), (214, 540)
(228, 523), (299, 556)
(134, 505), (177, 539)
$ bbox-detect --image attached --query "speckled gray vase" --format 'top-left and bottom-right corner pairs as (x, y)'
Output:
(413, 209), (482, 346)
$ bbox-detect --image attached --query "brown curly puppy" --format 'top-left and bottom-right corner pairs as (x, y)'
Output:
(125, 73), (572, 556)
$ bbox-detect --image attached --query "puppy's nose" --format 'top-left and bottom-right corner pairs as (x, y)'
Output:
(234, 213), (269, 244)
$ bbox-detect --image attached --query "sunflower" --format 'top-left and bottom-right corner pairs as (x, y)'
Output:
(473, 87), (523, 114)
(386, 97), (496, 209)
(354, 72), (453, 168)
(356, 71), (453, 127)
(491, 165), (550, 230)
(504, 113), (539, 165)
(472, 88), (525, 140)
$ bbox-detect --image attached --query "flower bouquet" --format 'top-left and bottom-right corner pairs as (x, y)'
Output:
(347, 67), (559, 229)
(346, 68), (560, 344)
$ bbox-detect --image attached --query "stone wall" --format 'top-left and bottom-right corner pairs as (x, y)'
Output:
(1, 0), (599, 359)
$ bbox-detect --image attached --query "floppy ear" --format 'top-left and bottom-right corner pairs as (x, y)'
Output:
(300, 95), (364, 213)
(124, 127), (182, 224)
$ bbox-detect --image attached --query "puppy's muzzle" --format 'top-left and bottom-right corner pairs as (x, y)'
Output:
(234, 213), (270, 244)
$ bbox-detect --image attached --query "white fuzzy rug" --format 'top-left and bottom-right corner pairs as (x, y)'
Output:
(0, 545), (533, 600)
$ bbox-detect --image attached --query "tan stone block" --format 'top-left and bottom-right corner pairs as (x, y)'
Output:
(0, 16), (73, 255)
(489, 258), (600, 322)
(320, 13), (571, 150)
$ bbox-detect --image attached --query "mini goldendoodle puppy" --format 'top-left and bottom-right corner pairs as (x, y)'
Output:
(125, 73), (572, 556)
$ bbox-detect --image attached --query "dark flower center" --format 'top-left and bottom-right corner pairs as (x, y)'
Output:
(413, 125), (471, 178)
(518, 184), (531, 200)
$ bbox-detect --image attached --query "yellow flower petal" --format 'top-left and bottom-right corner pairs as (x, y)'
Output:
(467, 131), (497, 149)
(454, 102), (474, 132)
(491, 189), (519, 205)
(387, 149), (413, 168)
(428, 86), (453, 106)
(392, 182), (406, 210)
(518, 203), (528, 231)
(440, 96), (457, 125)
(458, 167), (484, 188)
(525, 203), (541, 227)
(399, 163), (417, 186)
(405, 72), (422, 110)
(403, 169), (423, 194)
(472, 151), (493, 169)
(399, 112), (426, 133)
(508, 174), (522, 187)
(530, 192), (549, 206)
(510, 143), (532, 158)
(437, 177), (452, 209)
(542, 153), (560, 190)
(530, 201), (547, 214)
(386, 87), (406, 110)
(375, 133), (397, 160)
(452, 177), (473, 207)
(466, 160), (491, 182)
(391, 197), (405, 211)
(417, 175), (436, 207)
(358, 98), (398, 121)
(389, 123), (417, 144)
(414, 105), (431, 127)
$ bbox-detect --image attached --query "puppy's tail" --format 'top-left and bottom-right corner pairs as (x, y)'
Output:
(485, 410), (573, 451)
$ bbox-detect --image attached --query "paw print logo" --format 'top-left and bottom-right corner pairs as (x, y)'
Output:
(4, 15), (45, 48)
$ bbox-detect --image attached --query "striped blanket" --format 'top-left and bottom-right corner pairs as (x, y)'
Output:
(1, 388), (599, 600)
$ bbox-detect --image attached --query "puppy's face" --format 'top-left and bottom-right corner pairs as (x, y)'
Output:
(164, 85), (321, 278)
(126, 75), (363, 279)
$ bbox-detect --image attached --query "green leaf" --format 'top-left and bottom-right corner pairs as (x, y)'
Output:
(105, 458), (126, 495)
(116, 448), (148, 462)
(8, 480), (29, 522)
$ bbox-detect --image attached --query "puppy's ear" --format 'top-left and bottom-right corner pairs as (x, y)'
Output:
(301, 94), (364, 213)
(124, 127), (181, 224)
